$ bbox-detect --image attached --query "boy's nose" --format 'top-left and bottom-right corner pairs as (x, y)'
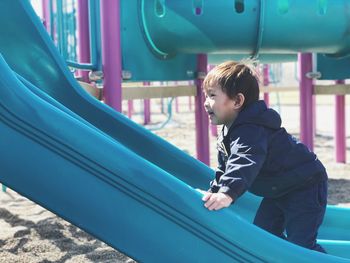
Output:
(203, 99), (209, 109)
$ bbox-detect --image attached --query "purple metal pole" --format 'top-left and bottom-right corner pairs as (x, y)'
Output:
(144, 99), (151, 125)
(335, 80), (346, 163)
(128, 100), (134, 119)
(195, 54), (210, 165)
(210, 125), (218, 137)
(263, 64), (270, 107)
(298, 53), (314, 151)
(51, 1), (57, 43)
(143, 82), (151, 124)
(77, 0), (91, 82)
(100, 0), (122, 112)
(41, 0), (50, 32)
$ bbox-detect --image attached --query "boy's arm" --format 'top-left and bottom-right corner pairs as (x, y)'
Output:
(209, 151), (226, 192)
(212, 126), (268, 201)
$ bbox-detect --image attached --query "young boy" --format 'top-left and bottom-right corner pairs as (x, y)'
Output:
(200, 61), (328, 253)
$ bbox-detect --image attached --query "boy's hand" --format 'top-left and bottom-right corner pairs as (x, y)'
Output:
(202, 192), (233, 211)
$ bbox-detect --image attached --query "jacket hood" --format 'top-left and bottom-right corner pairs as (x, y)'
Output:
(233, 100), (281, 130)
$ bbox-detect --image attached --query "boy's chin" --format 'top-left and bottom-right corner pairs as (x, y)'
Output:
(209, 120), (220, 125)
(208, 115), (221, 125)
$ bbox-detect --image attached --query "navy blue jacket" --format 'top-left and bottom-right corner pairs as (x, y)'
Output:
(210, 100), (327, 200)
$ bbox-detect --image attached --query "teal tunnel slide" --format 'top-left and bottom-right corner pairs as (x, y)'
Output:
(142, 0), (350, 58)
(0, 0), (350, 262)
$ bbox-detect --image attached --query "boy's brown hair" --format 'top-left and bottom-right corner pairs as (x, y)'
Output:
(203, 61), (260, 108)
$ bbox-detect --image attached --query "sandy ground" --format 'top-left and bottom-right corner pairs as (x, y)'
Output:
(1, 94), (349, 262)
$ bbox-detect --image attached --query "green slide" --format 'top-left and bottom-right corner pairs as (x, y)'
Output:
(0, 1), (350, 262)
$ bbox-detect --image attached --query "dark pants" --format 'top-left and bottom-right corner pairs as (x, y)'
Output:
(253, 180), (327, 253)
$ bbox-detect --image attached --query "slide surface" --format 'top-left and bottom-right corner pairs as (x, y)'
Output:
(0, 1), (350, 262)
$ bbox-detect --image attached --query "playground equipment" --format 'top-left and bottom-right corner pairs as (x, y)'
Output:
(0, 0), (350, 262)
(139, 0), (350, 65)
(42, 0), (349, 163)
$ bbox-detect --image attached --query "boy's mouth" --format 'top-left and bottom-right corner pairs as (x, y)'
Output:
(207, 111), (214, 117)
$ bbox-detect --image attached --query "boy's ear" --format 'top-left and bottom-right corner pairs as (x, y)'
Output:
(233, 93), (245, 109)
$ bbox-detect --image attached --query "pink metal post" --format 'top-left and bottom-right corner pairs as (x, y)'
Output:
(210, 124), (218, 138)
(127, 100), (134, 119)
(143, 82), (151, 124)
(195, 55), (210, 165)
(77, 0), (91, 82)
(144, 99), (151, 125)
(335, 80), (346, 163)
(100, 0), (122, 111)
(41, 0), (50, 32)
(263, 64), (270, 107)
(298, 53), (314, 150)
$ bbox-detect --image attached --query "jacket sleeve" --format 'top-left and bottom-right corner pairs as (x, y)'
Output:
(209, 151), (226, 192)
(212, 125), (268, 201)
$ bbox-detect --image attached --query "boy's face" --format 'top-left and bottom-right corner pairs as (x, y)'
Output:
(203, 85), (241, 126)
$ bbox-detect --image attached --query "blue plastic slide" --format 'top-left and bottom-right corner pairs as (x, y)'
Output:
(0, 1), (350, 262)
